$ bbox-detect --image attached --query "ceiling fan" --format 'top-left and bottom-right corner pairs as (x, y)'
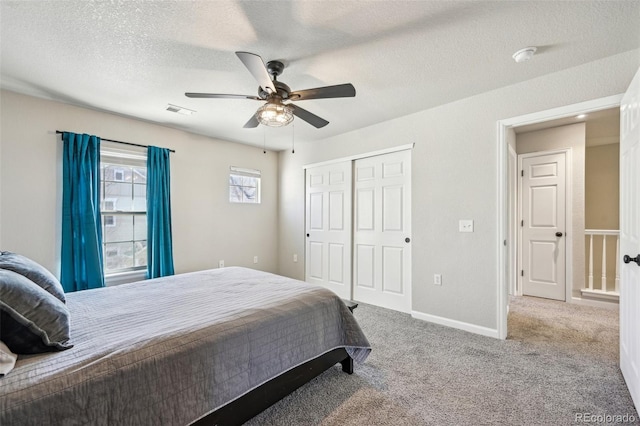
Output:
(185, 52), (356, 129)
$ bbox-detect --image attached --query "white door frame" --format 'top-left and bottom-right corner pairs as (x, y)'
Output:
(496, 94), (623, 340)
(508, 144), (518, 296)
(303, 143), (415, 170)
(517, 148), (572, 301)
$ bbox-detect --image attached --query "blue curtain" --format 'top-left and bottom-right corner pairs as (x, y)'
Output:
(147, 146), (175, 278)
(61, 132), (105, 292)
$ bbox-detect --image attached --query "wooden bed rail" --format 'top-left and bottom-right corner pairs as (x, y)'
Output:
(192, 348), (353, 426)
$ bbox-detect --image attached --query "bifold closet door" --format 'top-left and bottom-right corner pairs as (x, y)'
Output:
(353, 150), (412, 313)
(305, 161), (352, 299)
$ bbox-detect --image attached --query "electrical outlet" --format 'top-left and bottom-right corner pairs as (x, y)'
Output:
(253, 256), (258, 264)
(434, 274), (442, 286)
(218, 260), (225, 268)
(459, 219), (474, 233)
(293, 254), (298, 262)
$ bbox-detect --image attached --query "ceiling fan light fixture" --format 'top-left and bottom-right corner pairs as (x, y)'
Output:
(256, 102), (294, 127)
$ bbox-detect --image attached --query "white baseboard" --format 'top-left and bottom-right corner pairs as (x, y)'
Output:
(579, 289), (619, 301)
(411, 310), (500, 339)
(570, 297), (619, 310)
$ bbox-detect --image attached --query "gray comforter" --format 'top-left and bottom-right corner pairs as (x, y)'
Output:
(0, 267), (370, 425)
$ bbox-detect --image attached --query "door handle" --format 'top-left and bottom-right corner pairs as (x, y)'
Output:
(555, 232), (563, 237)
(623, 254), (640, 266)
(405, 237), (410, 243)
(306, 233), (310, 237)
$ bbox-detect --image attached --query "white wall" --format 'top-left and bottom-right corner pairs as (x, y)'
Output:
(585, 143), (619, 230)
(0, 90), (279, 278)
(278, 50), (639, 331)
(516, 122), (586, 298)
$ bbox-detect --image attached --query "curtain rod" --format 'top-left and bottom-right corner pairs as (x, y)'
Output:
(56, 131), (175, 153)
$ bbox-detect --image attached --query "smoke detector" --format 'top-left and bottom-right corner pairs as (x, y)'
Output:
(512, 47), (537, 63)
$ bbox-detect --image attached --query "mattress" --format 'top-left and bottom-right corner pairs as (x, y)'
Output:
(0, 267), (371, 425)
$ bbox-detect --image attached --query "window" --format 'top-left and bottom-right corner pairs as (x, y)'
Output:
(100, 144), (147, 275)
(103, 199), (116, 210)
(102, 199), (117, 227)
(229, 166), (261, 204)
(104, 215), (116, 227)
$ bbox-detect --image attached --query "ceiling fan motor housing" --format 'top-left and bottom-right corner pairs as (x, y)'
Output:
(259, 81), (291, 100)
(266, 60), (285, 78)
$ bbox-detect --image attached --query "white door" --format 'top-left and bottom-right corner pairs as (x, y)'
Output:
(520, 151), (566, 301)
(353, 150), (411, 312)
(620, 67), (640, 409)
(305, 161), (352, 299)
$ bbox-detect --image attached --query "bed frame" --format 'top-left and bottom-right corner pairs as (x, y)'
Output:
(193, 348), (353, 425)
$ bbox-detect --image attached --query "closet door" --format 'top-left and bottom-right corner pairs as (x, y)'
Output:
(305, 161), (352, 299)
(353, 150), (412, 312)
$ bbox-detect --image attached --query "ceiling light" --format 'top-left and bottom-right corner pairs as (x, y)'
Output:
(512, 47), (537, 63)
(576, 114), (587, 119)
(166, 104), (196, 115)
(256, 101), (294, 127)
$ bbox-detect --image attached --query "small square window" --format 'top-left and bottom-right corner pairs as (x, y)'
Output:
(229, 170), (261, 204)
(103, 200), (116, 211)
(104, 215), (116, 227)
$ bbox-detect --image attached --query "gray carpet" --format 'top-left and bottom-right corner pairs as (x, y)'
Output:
(245, 297), (638, 425)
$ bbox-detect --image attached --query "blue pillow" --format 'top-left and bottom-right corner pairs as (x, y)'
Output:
(0, 251), (66, 303)
(0, 269), (72, 354)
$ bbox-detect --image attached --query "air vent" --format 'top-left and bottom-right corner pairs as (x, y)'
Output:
(166, 104), (196, 115)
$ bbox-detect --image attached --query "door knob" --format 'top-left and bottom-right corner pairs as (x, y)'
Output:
(306, 233), (310, 237)
(623, 254), (640, 266)
(555, 232), (563, 237)
(405, 237), (410, 243)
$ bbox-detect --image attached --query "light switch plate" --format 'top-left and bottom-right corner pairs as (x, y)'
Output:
(459, 220), (474, 233)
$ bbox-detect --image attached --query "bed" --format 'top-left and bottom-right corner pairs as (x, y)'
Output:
(0, 266), (371, 425)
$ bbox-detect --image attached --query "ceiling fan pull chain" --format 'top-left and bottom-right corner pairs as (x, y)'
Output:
(292, 122), (295, 154)
(263, 127), (266, 154)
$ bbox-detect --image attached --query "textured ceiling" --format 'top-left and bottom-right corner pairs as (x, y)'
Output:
(1, 1), (639, 151)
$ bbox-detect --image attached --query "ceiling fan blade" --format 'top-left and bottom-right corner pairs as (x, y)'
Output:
(243, 114), (260, 128)
(185, 93), (262, 100)
(235, 51), (277, 94)
(290, 83), (356, 101)
(288, 104), (329, 128)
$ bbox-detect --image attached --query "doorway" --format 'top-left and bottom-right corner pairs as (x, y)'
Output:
(497, 94), (623, 339)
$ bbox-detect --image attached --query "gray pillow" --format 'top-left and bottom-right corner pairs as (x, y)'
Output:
(0, 269), (73, 354)
(0, 251), (66, 303)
